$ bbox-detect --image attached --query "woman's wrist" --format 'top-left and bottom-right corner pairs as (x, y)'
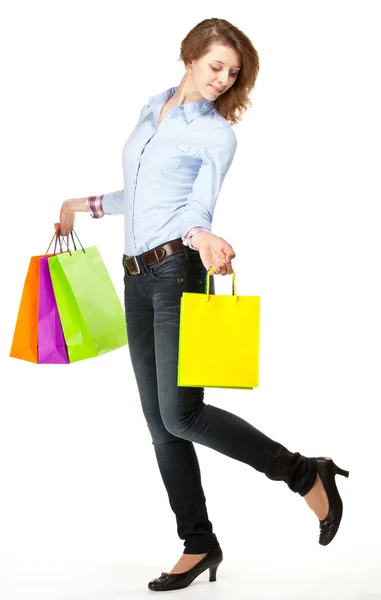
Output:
(63, 198), (87, 213)
(191, 232), (213, 250)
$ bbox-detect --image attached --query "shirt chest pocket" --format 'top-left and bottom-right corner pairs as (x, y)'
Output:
(161, 142), (202, 177)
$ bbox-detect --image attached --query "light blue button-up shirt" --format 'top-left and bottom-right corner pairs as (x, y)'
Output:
(101, 85), (237, 256)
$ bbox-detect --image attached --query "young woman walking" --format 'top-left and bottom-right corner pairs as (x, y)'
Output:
(57, 17), (349, 592)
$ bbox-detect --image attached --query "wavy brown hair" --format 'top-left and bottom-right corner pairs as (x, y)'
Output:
(178, 18), (260, 126)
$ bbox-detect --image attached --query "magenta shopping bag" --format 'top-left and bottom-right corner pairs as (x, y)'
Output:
(37, 254), (69, 365)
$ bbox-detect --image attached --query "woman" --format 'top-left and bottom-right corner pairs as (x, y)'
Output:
(57, 18), (349, 593)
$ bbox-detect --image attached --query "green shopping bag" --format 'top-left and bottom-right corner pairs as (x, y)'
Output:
(48, 231), (127, 363)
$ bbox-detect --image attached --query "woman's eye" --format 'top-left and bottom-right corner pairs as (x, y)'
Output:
(211, 66), (238, 77)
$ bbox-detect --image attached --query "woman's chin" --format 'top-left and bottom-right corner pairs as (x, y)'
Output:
(206, 84), (218, 97)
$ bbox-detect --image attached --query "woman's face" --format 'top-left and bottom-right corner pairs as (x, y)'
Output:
(189, 43), (241, 99)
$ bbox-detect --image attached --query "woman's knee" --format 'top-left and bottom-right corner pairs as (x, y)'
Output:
(160, 387), (205, 437)
(161, 405), (204, 438)
(162, 413), (189, 438)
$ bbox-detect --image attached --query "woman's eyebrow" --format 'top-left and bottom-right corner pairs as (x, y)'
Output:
(212, 60), (241, 69)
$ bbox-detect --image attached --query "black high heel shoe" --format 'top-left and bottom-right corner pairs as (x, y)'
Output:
(315, 457), (349, 546)
(148, 546), (223, 592)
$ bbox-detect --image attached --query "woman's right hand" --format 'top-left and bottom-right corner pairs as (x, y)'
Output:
(57, 200), (75, 235)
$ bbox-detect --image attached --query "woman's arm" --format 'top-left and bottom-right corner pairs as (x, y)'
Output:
(179, 129), (237, 244)
(57, 197), (87, 235)
(58, 189), (124, 235)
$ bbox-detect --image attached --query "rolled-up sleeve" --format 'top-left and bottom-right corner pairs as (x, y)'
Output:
(102, 189), (124, 215)
(179, 129), (237, 239)
(85, 195), (104, 218)
(85, 190), (124, 217)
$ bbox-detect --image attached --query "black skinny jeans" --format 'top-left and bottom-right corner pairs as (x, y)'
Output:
(123, 240), (317, 554)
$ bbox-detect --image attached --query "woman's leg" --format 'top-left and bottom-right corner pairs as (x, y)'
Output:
(149, 252), (317, 498)
(124, 270), (219, 554)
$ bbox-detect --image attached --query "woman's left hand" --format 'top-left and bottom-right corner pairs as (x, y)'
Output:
(197, 234), (236, 275)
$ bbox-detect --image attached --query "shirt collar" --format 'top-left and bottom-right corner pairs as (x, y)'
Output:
(147, 85), (214, 124)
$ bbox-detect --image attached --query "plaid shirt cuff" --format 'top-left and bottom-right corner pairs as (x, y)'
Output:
(183, 226), (210, 250)
(85, 195), (105, 218)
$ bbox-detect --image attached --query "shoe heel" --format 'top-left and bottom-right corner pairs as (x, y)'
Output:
(209, 562), (221, 582)
(332, 462), (349, 478)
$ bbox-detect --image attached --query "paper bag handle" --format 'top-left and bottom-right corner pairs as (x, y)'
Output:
(57, 230), (85, 256)
(45, 231), (66, 255)
(204, 265), (238, 303)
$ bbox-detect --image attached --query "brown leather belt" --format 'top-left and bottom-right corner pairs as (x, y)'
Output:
(123, 238), (194, 276)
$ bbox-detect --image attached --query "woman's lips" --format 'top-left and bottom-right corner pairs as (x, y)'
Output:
(209, 84), (222, 93)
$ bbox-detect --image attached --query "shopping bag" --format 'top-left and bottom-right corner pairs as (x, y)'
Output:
(48, 231), (127, 363)
(10, 254), (42, 363)
(177, 267), (260, 389)
(38, 255), (69, 364)
(9, 231), (67, 363)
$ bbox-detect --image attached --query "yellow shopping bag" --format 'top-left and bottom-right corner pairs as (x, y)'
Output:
(177, 266), (260, 389)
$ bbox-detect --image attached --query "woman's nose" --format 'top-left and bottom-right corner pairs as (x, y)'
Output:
(217, 73), (229, 86)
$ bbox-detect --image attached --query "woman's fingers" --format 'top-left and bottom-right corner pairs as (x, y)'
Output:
(211, 244), (236, 275)
(58, 202), (75, 236)
(211, 259), (234, 276)
(59, 214), (75, 236)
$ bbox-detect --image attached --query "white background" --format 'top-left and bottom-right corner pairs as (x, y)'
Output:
(1, 1), (380, 598)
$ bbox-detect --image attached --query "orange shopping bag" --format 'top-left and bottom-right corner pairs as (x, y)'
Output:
(10, 255), (41, 363)
(9, 231), (66, 363)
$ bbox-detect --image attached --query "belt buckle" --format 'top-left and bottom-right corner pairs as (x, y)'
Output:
(130, 255), (141, 275)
